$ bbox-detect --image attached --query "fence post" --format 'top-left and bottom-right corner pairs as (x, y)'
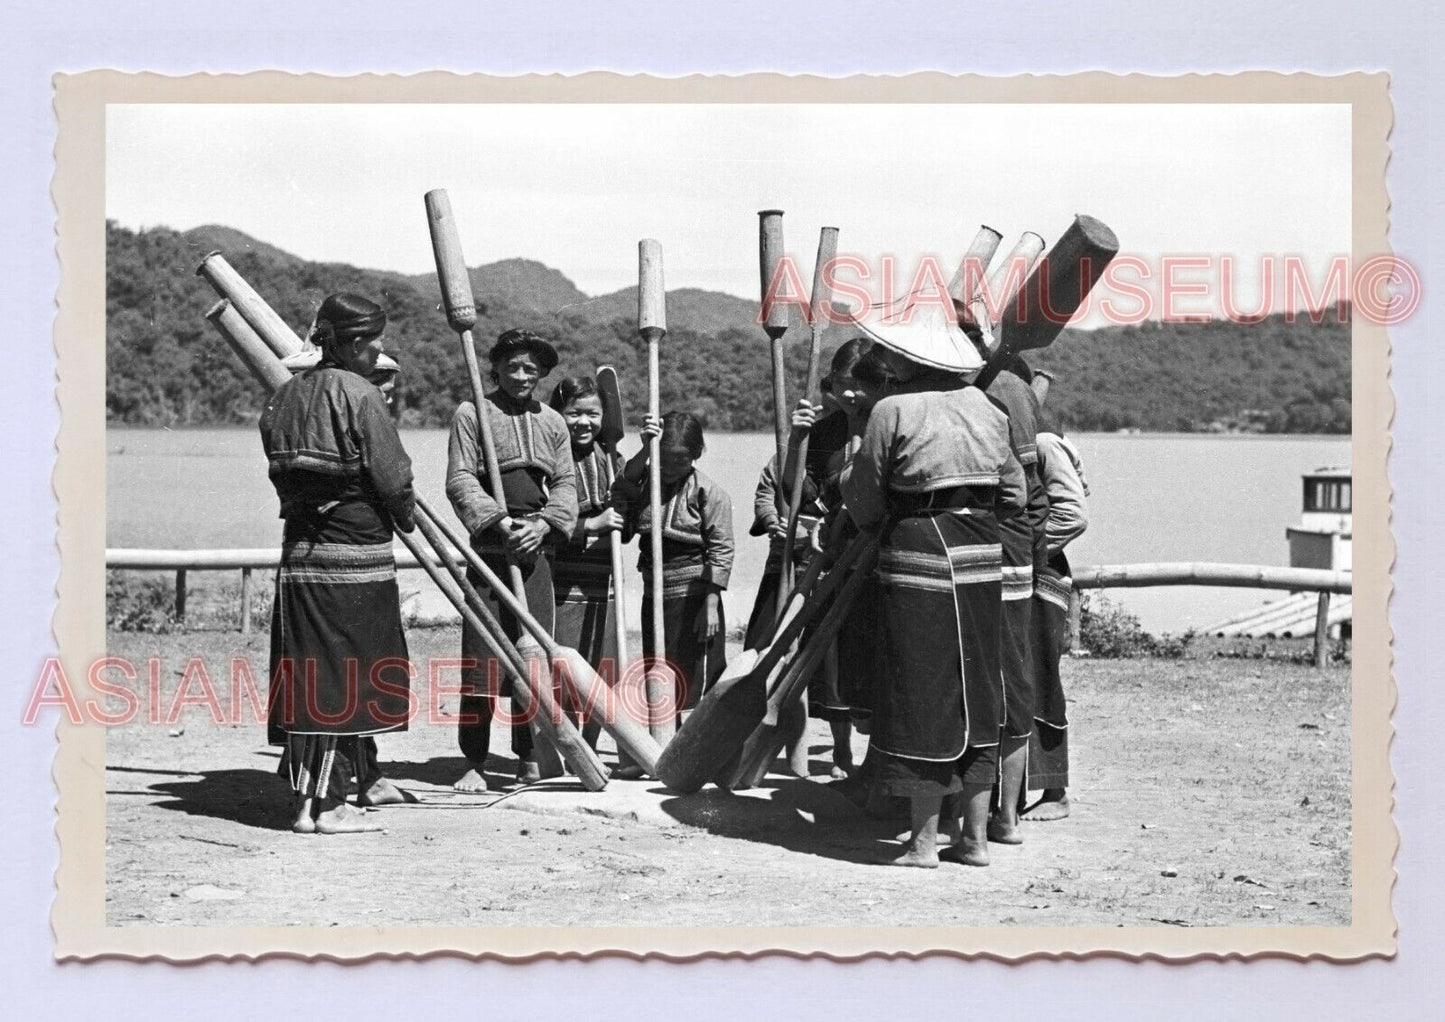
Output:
(240, 567), (252, 636)
(174, 569), (187, 625)
(1313, 591), (1331, 669)
(1067, 588), (1083, 653)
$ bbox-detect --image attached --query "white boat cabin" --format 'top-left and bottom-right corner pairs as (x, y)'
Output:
(1286, 466), (1351, 572)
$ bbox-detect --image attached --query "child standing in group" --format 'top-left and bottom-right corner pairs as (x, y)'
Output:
(745, 338), (878, 779)
(613, 411), (734, 718)
(548, 376), (627, 754)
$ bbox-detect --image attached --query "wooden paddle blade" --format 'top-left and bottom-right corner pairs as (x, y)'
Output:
(515, 635), (607, 789)
(724, 722), (786, 791)
(654, 649), (763, 793)
(550, 644), (662, 776)
(596, 364), (626, 447)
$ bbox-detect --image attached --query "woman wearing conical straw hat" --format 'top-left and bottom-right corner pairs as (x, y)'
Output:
(841, 293), (1025, 867)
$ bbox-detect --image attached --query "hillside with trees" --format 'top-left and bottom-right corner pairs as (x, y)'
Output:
(106, 221), (1350, 434)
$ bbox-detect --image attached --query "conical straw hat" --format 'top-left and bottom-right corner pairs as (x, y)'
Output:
(848, 288), (984, 374)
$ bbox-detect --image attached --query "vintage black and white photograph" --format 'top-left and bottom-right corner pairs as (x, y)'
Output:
(49, 71), (1394, 959)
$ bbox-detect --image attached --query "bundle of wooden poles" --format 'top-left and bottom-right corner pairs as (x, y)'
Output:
(198, 192), (1117, 796)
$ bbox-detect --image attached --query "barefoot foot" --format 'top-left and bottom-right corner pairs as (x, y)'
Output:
(941, 840), (990, 867)
(515, 760), (541, 785)
(885, 844), (940, 868)
(1021, 792), (1071, 822)
(291, 797), (316, 834)
(358, 776), (418, 806)
(611, 764), (647, 780)
(452, 768), (489, 793)
(987, 815), (1024, 845)
(314, 803), (385, 834)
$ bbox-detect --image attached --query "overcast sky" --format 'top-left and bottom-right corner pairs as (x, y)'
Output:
(107, 103), (1351, 313)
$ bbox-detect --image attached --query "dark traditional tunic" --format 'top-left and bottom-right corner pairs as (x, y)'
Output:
(984, 369), (1050, 740)
(445, 391), (578, 765)
(743, 411), (852, 652)
(553, 444), (624, 674)
(842, 375), (1026, 798)
(259, 363), (415, 796)
(1027, 429), (1089, 790)
(616, 468), (734, 711)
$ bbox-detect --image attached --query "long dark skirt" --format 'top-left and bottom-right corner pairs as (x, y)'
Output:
(458, 545), (555, 765)
(1001, 465), (1050, 739)
(999, 519), (1035, 739)
(744, 544), (851, 722)
(642, 576), (726, 712)
(553, 541), (619, 672)
(870, 508), (1004, 799)
(835, 570), (882, 720)
(743, 544), (786, 649)
(1027, 554), (1072, 790)
(267, 525), (412, 744)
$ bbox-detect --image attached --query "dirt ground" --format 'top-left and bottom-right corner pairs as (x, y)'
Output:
(104, 625), (1350, 930)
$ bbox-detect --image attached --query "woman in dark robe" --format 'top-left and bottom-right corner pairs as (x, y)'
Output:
(1022, 371), (1089, 821)
(980, 358), (1051, 844)
(445, 329), (578, 791)
(841, 307), (1025, 868)
(261, 292), (416, 835)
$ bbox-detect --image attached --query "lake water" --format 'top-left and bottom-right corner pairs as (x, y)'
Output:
(107, 428), (1349, 634)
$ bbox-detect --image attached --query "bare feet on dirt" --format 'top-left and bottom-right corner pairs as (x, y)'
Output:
(314, 803), (385, 834)
(452, 768), (489, 793)
(612, 764), (647, 780)
(885, 840), (940, 868)
(358, 776), (417, 806)
(516, 760), (542, 785)
(941, 839), (990, 867)
(1021, 791), (1071, 821)
(987, 815), (1024, 845)
(291, 797), (316, 834)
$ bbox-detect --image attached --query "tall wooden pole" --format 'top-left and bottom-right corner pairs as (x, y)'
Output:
(196, 252), (305, 358)
(777, 226), (839, 614)
(758, 211), (790, 483)
(424, 188), (564, 774)
(947, 224), (1004, 309)
(639, 239), (676, 744)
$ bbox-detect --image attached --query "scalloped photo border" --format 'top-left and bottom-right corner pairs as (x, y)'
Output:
(51, 69), (1395, 962)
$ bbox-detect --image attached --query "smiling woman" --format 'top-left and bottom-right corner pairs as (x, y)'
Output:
(547, 375), (628, 757)
(444, 327), (576, 790)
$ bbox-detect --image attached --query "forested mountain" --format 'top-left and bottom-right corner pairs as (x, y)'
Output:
(106, 222), (1350, 434)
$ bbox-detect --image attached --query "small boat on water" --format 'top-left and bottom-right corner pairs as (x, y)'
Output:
(1208, 466), (1351, 639)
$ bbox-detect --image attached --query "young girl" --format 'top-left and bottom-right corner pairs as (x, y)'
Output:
(613, 411), (734, 717)
(445, 328), (577, 791)
(547, 376), (626, 754)
(745, 338), (876, 778)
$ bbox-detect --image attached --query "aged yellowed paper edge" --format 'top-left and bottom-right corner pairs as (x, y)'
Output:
(52, 70), (1395, 961)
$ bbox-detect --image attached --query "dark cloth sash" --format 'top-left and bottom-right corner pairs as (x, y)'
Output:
(888, 484), (999, 517)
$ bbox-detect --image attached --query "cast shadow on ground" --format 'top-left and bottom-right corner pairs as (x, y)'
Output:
(113, 763), (296, 832)
(652, 764), (904, 866)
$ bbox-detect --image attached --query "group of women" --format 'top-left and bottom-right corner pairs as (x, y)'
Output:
(261, 290), (1088, 867)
